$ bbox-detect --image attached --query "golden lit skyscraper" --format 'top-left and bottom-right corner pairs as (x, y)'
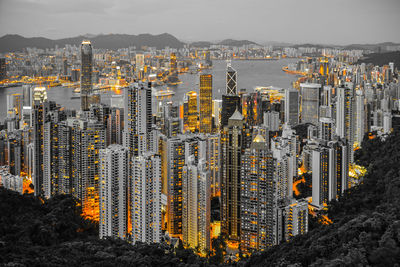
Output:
(199, 74), (212, 133)
(185, 91), (198, 132)
(81, 40), (93, 111)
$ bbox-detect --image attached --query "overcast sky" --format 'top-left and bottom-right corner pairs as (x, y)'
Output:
(0, 0), (399, 45)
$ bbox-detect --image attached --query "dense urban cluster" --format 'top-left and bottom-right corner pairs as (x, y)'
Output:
(0, 39), (399, 262)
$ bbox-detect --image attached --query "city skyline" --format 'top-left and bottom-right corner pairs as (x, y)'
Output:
(0, 0), (400, 45)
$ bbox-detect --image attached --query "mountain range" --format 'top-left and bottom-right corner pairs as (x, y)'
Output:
(1, 33), (399, 53)
(0, 34), (261, 53)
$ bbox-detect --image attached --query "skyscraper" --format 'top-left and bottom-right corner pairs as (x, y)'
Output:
(182, 156), (210, 253)
(68, 118), (106, 221)
(311, 146), (329, 207)
(283, 199), (308, 242)
(99, 145), (129, 240)
(131, 153), (162, 243)
(199, 74), (212, 133)
(241, 135), (277, 251)
(300, 83), (321, 125)
(221, 110), (251, 241)
(285, 89), (299, 126)
(185, 91), (198, 132)
(221, 94), (240, 128)
(81, 40), (93, 111)
(336, 83), (355, 164)
(226, 62), (237, 95)
(123, 82), (152, 156)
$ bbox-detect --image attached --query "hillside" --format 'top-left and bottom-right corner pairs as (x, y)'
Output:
(0, 33), (185, 52)
(357, 51), (400, 68)
(244, 131), (400, 266)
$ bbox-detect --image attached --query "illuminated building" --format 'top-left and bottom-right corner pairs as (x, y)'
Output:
(132, 153), (162, 243)
(283, 199), (308, 241)
(327, 140), (348, 199)
(226, 62), (237, 95)
(0, 58), (6, 80)
(206, 134), (221, 197)
(81, 40), (93, 111)
(185, 91), (198, 132)
(182, 156), (210, 253)
(311, 146), (329, 207)
(7, 94), (23, 121)
(135, 54), (145, 74)
(284, 89), (299, 126)
(6, 131), (22, 176)
(221, 110), (251, 241)
(240, 135), (277, 251)
(123, 82), (152, 156)
(335, 82), (355, 163)
(241, 92), (263, 126)
(354, 90), (365, 145)
(212, 99), (222, 128)
(318, 117), (334, 141)
(199, 74), (212, 133)
(165, 137), (185, 236)
(271, 126), (299, 201)
(99, 145), (129, 240)
(106, 107), (124, 146)
(300, 83), (321, 125)
(32, 97), (57, 197)
(221, 94), (240, 128)
(68, 118), (105, 221)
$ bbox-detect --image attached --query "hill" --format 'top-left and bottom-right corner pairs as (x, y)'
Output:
(0, 33), (185, 52)
(357, 51), (400, 68)
(244, 131), (400, 266)
(218, 39), (258, 47)
(0, 189), (207, 266)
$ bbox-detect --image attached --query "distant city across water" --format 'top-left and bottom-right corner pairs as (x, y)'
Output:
(0, 58), (298, 119)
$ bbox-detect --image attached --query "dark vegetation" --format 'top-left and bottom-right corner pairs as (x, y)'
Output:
(0, 190), (207, 266)
(2, 129), (400, 266)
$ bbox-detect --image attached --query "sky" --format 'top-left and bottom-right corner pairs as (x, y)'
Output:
(0, 0), (399, 45)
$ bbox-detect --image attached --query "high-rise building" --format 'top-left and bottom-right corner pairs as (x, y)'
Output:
(311, 146), (330, 207)
(81, 40), (93, 111)
(300, 83), (321, 125)
(226, 62), (237, 95)
(106, 107), (124, 146)
(68, 118), (106, 221)
(0, 58), (6, 80)
(354, 90), (365, 146)
(165, 137), (186, 236)
(221, 110), (251, 241)
(31, 97), (57, 197)
(336, 83), (355, 163)
(124, 82), (152, 156)
(199, 74), (212, 133)
(131, 153), (162, 243)
(221, 94), (241, 128)
(99, 145), (129, 240)
(184, 91), (198, 132)
(285, 89), (299, 126)
(241, 135), (277, 251)
(283, 199), (308, 241)
(182, 156), (210, 253)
